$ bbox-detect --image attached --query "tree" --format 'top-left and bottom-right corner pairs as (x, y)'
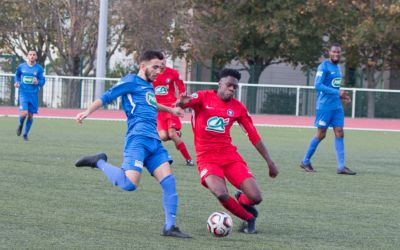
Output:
(178, 0), (324, 112)
(307, 0), (400, 117)
(117, 0), (185, 59)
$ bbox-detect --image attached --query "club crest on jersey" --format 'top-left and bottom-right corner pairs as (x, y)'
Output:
(206, 116), (229, 133)
(191, 93), (198, 98)
(146, 92), (157, 107)
(166, 78), (171, 83)
(227, 109), (234, 116)
(331, 78), (341, 88)
(155, 85), (168, 95)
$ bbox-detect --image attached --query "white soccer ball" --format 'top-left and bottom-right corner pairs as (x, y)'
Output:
(207, 211), (233, 237)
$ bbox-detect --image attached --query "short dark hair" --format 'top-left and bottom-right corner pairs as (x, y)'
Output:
(330, 43), (341, 49)
(139, 50), (164, 63)
(219, 68), (241, 81)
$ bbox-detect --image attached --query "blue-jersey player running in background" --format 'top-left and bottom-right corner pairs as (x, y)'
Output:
(74, 50), (191, 238)
(300, 43), (356, 175)
(14, 50), (46, 141)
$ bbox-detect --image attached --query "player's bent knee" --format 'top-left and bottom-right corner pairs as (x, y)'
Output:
(252, 196), (262, 205)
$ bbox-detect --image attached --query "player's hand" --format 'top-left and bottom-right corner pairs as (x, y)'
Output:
(14, 82), (20, 88)
(340, 90), (351, 104)
(267, 161), (279, 178)
(32, 77), (38, 85)
(76, 111), (89, 125)
(171, 107), (184, 118)
(176, 94), (191, 108)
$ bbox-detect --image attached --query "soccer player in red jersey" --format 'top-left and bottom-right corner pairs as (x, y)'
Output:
(153, 60), (194, 166)
(176, 68), (279, 234)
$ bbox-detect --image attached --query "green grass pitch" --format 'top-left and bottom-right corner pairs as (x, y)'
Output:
(1, 117), (399, 249)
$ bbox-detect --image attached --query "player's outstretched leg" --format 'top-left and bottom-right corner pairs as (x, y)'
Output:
(75, 153), (137, 191)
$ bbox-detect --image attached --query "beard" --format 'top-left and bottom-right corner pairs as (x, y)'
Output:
(145, 69), (153, 82)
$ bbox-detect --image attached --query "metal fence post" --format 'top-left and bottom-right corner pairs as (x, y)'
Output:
(352, 89), (356, 118)
(238, 84), (242, 103)
(296, 86), (300, 116)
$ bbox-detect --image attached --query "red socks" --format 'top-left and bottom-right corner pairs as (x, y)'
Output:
(238, 193), (253, 206)
(176, 142), (192, 160)
(220, 196), (253, 221)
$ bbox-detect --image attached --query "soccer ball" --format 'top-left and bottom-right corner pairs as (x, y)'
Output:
(207, 211), (233, 237)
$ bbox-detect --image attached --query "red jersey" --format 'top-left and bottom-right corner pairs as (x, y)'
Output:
(184, 90), (261, 159)
(153, 67), (185, 107)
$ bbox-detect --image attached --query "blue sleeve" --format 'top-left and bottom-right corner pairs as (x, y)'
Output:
(15, 65), (22, 82)
(37, 66), (45, 87)
(100, 80), (133, 105)
(314, 63), (340, 95)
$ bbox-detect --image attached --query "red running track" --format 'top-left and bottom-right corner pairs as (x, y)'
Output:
(1, 106), (399, 132)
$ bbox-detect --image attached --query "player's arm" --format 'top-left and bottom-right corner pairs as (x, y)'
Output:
(157, 103), (184, 118)
(314, 64), (340, 95)
(76, 80), (130, 124)
(176, 92), (202, 109)
(176, 79), (186, 96)
(14, 65), (22, 88)
(76, 99), (103, 124)
(238, 111), (278, 178)
(37, 67), (46, 87)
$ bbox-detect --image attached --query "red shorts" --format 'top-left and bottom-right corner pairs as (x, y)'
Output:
(157, 111), (182, 131)
(197, 152), (253, 189)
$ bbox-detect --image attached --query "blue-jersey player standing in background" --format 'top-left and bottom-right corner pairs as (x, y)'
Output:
(300, 43), (356, 175)
(74, 50), (191, 238)
(14, 50), (46, 141)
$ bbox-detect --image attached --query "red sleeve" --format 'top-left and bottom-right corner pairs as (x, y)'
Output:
(237, 106), (261, 145)
(182, 91), (203, 109)
(174, 71), (186, 96)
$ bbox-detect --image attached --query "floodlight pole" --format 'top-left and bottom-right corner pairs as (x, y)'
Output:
(95, 0), (108, 100)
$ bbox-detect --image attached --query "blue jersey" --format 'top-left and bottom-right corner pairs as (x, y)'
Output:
(101, 74), (160, 140)
(15, 63), (45, 94)
(314, 60), (342, 111)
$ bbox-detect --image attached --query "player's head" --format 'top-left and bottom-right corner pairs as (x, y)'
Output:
(26, 50), (37, 65)
(217, 68), (241, 101)
(329, 43), (341, 64)
(138, 50), (164, 82)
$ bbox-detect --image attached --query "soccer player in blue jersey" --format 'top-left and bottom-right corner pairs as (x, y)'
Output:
(74, 50), (191, 238)
(14, 50), (46, 141)
(300, 43), (356, 175)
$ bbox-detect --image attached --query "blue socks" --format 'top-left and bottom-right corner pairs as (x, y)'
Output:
(160, 175), (178, 230)
(24, 118), (33, 136)
(302, 137), (321, 165)
(97, 160), (136, 191)
(96, 160), (178, 230)
(19, 116), (26, 127)
(335, 137), (345, 171)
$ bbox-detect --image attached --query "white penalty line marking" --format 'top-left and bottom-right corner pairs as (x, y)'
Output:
(1, 114), (400, 132)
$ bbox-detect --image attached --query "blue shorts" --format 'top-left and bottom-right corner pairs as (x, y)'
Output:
(121, 135), (173, 174)
(19, 92), (39, 114)
(314, 109), (344, 128)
